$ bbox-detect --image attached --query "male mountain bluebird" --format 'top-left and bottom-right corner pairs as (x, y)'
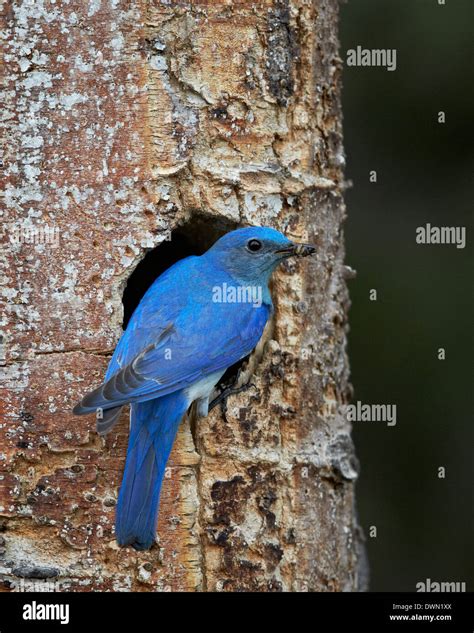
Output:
(73, 227), (315, 550)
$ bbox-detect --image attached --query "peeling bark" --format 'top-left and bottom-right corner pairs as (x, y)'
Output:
(0, 0), (366, 592)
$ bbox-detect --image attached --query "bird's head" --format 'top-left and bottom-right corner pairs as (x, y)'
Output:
(205, 227), (316, 284)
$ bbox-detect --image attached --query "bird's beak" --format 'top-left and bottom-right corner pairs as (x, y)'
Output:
(276, 242), (316, 258)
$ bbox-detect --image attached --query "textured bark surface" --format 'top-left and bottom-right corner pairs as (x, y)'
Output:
(0, 0), (366, 591)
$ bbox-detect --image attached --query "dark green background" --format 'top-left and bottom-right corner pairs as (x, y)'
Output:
(340, 0), (473, 591)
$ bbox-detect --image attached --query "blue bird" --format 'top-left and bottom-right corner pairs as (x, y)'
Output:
(73, 227), (315, 550)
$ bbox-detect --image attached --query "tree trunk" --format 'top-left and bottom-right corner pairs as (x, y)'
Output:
(1, 0), (367, 592)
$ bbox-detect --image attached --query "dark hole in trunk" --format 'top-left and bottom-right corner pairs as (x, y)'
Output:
(122, 231), (197, 329)
(122, 215), (239, 328)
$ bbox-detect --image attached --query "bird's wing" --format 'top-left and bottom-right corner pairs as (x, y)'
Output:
(103, 256), (198, 382)
(74, 289), (270, 415)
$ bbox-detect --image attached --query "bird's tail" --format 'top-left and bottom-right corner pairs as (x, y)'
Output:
(116, 392), (188, 550)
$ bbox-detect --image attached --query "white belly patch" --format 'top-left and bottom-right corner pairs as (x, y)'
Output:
(184, 370), (225, 405)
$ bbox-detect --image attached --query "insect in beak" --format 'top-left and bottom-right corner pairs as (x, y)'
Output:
(276, 243), (317, 258)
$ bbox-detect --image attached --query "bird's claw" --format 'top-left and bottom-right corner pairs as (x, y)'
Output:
(209, 382), (256, 415)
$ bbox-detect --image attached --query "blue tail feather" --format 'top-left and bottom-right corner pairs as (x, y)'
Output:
(115, 392), (188, 550)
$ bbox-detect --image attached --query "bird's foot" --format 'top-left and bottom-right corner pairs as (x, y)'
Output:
(209, 382), (256, 415)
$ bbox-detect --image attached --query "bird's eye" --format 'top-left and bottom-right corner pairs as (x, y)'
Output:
(247, 239), (263, 252)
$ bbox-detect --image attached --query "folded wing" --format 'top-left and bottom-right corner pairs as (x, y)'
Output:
(73, 301), (270, 416)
